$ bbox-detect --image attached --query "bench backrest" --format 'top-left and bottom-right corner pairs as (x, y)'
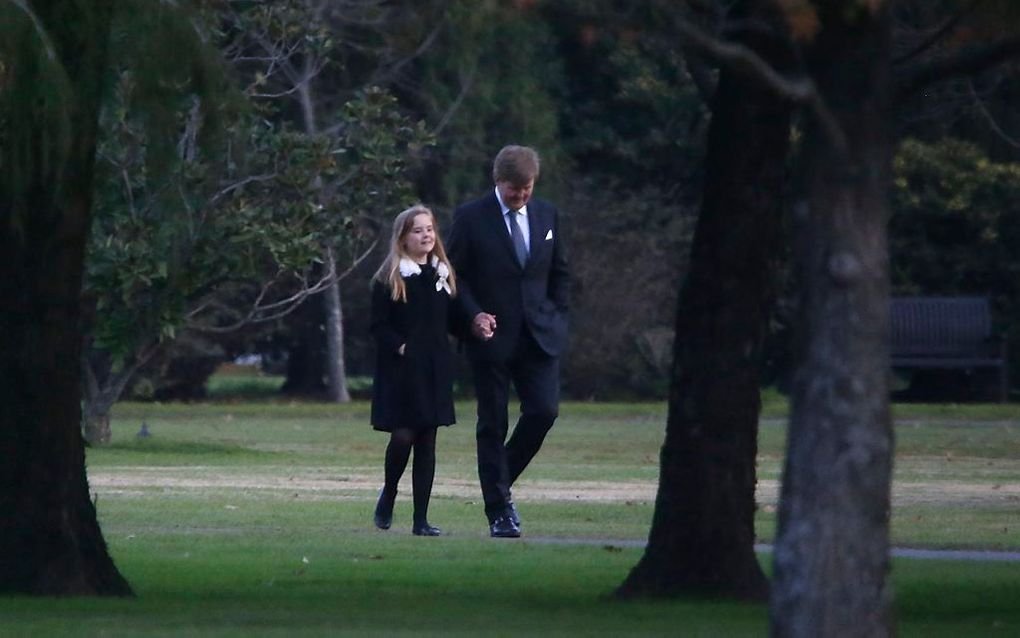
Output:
(890, 296), (993, 357)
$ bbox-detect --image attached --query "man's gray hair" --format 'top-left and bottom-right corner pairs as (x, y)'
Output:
(492, 145), (540, 185)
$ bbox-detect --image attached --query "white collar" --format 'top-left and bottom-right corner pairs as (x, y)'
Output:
(398, 256), (451, 294)
(399, 256), (427, 277)
(494, 186), (528, 217)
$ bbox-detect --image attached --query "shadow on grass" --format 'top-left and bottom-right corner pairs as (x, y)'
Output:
(104, 438), (270, 458)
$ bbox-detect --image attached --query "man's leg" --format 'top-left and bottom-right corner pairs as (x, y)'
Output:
(506, 336), (560, 486)
(471, 358), (513, 522)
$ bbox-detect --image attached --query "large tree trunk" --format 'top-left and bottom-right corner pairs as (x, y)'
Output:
(0, 0), (131, 595)
(770, 4), (894, 636)
(616, 2), (792, 601)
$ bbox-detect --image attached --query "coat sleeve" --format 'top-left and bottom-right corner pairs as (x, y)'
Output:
(370, 281), (404, 354)
(446, 206), (483, 326)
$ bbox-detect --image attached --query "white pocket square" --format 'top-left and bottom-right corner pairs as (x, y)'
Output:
(545, 230), (553, 240)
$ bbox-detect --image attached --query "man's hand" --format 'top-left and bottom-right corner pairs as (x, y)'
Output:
(471, 312), (497, 340)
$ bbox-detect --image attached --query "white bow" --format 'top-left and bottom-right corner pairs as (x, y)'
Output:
(434, 257), (452, 294)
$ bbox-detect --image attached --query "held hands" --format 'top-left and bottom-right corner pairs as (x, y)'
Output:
(471, 312), (497, 341)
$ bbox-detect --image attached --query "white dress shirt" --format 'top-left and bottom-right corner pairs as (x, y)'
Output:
(494, 186), (530, 252)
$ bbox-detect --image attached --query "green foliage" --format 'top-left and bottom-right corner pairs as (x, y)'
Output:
(892, 138), (1020, 292)
(890, 137), (1020, 387)
(539, 0), (708, 194)
(394, 1), (706, 399)
(407, 0), (566, 206)
(86, 80), (429, 362)
(80, 0), (435, 377)
(404, 0), (707, 208)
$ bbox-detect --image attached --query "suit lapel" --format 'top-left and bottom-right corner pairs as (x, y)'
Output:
(484, 193), (521, 269)
(525, 203), (549, 269)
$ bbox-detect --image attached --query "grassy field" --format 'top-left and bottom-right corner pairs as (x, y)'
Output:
(0, 397), (1017, 635)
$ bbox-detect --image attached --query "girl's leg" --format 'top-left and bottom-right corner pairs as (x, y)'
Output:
(375, 428), (415, 529)
(411, 428), (440, 535)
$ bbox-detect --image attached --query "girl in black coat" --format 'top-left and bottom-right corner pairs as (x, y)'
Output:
(370, 204), (457, 536)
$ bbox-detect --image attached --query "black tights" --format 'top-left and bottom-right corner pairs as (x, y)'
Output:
(382, 427), (437, 525)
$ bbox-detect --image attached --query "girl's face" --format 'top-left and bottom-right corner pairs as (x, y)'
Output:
(402, 213), (435, 263)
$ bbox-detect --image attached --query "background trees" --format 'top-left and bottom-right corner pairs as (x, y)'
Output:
(4, 0), (1020, 610)
(17, 1), (1017, 419)
(81, 6), (432, 443)
(890, 138), (1020, 399)
(614, 4), (1020, 636)
(353, 0), (707, 399)
(100, 0), (710, 402)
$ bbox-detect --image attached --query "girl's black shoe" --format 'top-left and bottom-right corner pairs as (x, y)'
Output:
(374, 489), (395, 530)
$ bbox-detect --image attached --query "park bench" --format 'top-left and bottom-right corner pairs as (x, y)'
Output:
(889, 296), (1009, 402)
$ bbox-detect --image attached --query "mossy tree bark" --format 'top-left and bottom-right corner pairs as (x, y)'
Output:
(0, 0), (132, 595)
(770, 3), (894, 636)
(616, 0), (792, 601)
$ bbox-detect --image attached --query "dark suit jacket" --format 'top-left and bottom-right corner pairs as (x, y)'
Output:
(447, 191), (569, 362)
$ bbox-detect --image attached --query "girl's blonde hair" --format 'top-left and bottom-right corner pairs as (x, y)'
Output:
(372, 204), (457, 302)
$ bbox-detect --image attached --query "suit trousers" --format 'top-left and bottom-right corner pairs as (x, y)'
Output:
(471, 329), (559, 521)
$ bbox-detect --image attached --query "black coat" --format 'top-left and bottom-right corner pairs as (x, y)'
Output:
(447, 191), (570, 362)
(370, 261), (455, 431)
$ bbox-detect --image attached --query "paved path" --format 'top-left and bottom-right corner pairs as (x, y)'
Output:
(526, 537), (1020, 562)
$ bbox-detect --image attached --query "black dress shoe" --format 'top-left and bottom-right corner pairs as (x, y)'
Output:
(374, 489), (395, 530)
(412, 522), (442, 536)
(507, 500), (520, 527)
(489, 514), (521, 538)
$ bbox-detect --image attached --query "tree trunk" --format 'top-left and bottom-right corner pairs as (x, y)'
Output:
(0, 0), (131, 595)
(82, 351), (140, 446)
(281, 284), (329, 397)
(298, 70), (350, 403)
(770, 4), (894, 637)
(323, 250), (351, 402)
(616, 2), (792, 601)
(83, 413), (112, 447)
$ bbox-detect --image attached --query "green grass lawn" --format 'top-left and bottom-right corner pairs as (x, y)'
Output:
(1, 398), (1016, 635)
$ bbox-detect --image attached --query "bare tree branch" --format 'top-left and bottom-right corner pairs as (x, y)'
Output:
(968, 79), (1020, 148)
(896, 36), (1020, 101)
(184, 230), (378, 335)
(208, 172), (279, 206)
(186, 269), (333, 334)
(6, 0), (59, 62)
(433, 64), (477, 137)
(370, 15), (447, 87)
(670, 16), (848, 152)
(120, 168), (137, 219)
(892, 0), (985, 65)
(335, 238), (379, 281)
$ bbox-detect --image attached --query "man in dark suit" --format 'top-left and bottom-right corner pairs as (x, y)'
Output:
(447, 145), (569, 538)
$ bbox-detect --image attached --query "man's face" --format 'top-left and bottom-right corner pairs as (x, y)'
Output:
(497, 179), (534, 211)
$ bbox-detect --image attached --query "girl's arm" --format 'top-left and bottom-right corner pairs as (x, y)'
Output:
(370, 281), (405, 354)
